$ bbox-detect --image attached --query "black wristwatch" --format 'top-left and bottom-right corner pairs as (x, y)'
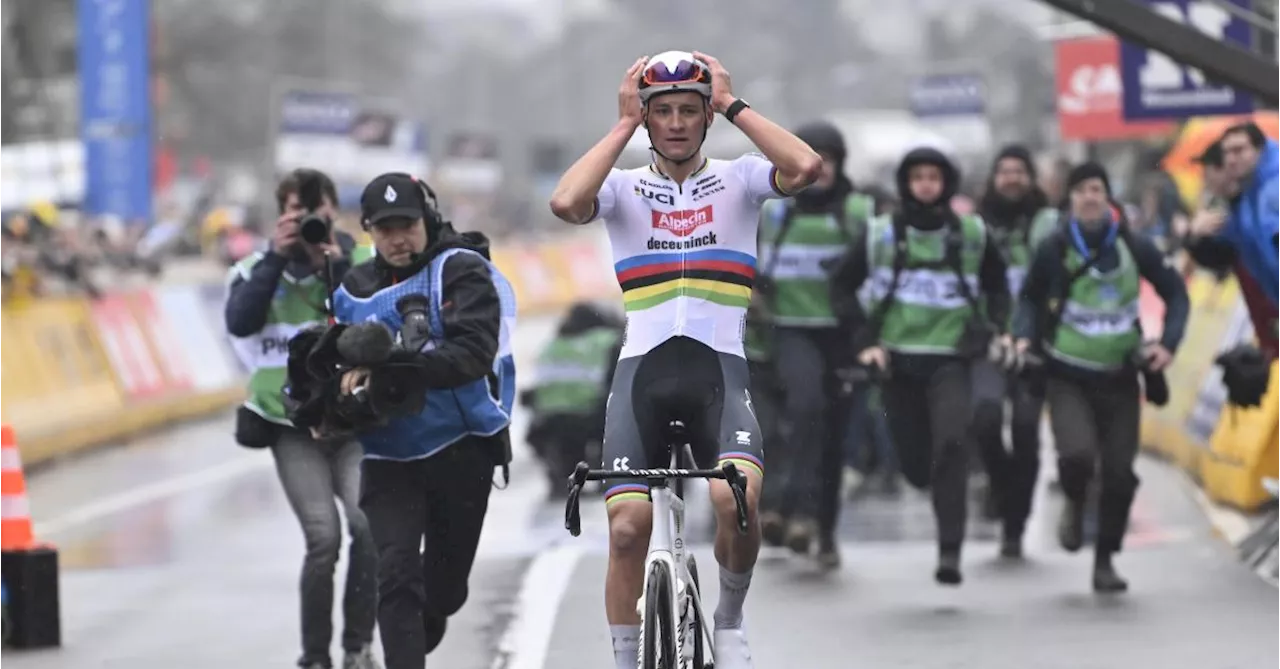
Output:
(724, 98), (750, 124)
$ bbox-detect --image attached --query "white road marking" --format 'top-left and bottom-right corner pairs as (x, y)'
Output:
(489, 542), (585, 669)
(37, 455), (274, 537)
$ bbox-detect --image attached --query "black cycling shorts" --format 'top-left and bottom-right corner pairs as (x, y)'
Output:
(601, 336), (763, 506)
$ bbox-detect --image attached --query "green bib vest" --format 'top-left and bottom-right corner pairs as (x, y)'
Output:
(531, 327), (618, 415)
(758, 194), (874, 327)
(228, 253), (330, 424)
(863, 214), (987, 355)
(1048, 238), (1142, 371)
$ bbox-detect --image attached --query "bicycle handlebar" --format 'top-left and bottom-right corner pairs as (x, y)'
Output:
(563, 461), (751, 538)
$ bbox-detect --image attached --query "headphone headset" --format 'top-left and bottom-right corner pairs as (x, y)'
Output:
(410, 175), (445, 231)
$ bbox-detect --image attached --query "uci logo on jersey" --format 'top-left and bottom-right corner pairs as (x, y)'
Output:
(634, 186), (675, 206)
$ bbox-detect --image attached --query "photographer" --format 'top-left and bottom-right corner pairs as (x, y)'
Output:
(1014, 162), (1188, 593)
(322, 173), (516, 669)
(224, 169), (378, 669)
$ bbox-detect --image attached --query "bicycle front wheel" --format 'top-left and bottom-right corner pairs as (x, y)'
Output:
(642, 561), (678, 669)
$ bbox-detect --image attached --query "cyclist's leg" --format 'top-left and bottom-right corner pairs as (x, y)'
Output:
(600, 354), (657, 668)
(697, 350), (763, 665)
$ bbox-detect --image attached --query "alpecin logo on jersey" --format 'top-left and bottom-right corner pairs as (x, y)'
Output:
(652, 205), (713, 237)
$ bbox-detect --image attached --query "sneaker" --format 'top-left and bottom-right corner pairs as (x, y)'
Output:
(1058, 500), (1085, 553)
(815, 539), (841, 571)
(712, 627), (754, 669)
(342, 645), (381, 669)
(784, 517), (817, 555)
(759, 511), (786, 547)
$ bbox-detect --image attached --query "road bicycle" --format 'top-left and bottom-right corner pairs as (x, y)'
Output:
(564, 419), (750, 669)
(1239, 475), (1280, 585)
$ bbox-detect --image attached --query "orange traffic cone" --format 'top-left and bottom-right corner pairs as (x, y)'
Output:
(2, 424), (35, 551)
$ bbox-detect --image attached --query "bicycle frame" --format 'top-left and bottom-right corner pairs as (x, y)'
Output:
(643, 448), (714, 663)
(563, 441), (750, 668)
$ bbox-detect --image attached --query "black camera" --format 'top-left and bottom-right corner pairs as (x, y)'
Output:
(295, 170), (333, 245)
(396, 294), (432, 352)
(299, 213), (332, 245)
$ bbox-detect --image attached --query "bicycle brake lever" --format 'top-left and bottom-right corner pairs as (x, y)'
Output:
(564, 483), (583, 537)
(722, 463), (750, 535)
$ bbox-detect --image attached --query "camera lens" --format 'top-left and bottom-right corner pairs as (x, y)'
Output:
(299, 214), (331, 244)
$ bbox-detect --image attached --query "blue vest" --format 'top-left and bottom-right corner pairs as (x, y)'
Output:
(332, 248), (518, 461)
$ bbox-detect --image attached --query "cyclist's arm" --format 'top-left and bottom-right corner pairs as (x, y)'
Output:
(978, 234), (1010, 329)
(549, 120), (635, 224)
(729, 108), (822, 195)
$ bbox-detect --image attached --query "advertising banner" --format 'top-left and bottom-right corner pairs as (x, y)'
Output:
(0, 299), (125, 438)
(908, 74), (986, 118)
(1119, 0), (1255, 119)
(90, 294), (168, 400)
(77, 0), (153, 223)
(1055, 36), (1177, 142)
(273, 90), (428, 207)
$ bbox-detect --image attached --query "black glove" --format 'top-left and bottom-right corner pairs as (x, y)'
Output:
(1215, 344), (1272, 408)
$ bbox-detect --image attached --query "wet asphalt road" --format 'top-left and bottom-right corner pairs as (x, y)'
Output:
(5, 316), (1277, 668)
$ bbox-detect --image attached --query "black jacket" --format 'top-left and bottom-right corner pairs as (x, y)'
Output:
(340, 224), (501, 390)
(1012, 223), (1189, 371)
(225, 231), (358, 338)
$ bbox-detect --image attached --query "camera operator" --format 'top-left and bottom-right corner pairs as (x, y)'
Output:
(224, 168), (379, 669)
(326, 173), (517, 669)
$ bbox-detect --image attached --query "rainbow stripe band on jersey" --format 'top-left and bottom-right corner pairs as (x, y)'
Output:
(718, 452), (764, 478)
(604, 483), (650, 506)
(615, 249), (757, 312)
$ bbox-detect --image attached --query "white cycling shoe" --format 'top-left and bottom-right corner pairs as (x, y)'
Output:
(713, 627), (754, 669)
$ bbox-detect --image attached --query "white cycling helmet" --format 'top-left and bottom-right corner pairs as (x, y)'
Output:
(638, 51), (712, 105)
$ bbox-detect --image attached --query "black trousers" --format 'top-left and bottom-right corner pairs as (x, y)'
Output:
(360, 438), (496, 669)
(763, 327), (853, 542)
(881, 361), (972, 550)
(1047, 374), (1142, 554)
(970, 360), (1045, 537)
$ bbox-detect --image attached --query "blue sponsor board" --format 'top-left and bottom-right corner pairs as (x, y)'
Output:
(77, 0), (153, 223)
(1119, 0), (1255, 119)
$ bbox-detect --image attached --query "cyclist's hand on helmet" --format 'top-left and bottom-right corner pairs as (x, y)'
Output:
(692, 51), (734, 114)
(619, 56), (648, 128)
(857, 346), (888, 371)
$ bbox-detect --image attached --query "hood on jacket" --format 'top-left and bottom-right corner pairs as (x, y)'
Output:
(896, 147), (960, 211)
(980, 144), (1049, 226)
(372, 221), (492, 282)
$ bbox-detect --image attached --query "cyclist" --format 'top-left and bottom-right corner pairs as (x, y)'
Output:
(753, 120), (876, 569)
(1014, 162), (1188, 592)
(971, 144), (1059, 558)
(549, 50), (821, 669)
(829, 147), (1011, 586)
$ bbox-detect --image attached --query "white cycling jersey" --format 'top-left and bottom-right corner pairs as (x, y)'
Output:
(591, 153), (789, 359)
